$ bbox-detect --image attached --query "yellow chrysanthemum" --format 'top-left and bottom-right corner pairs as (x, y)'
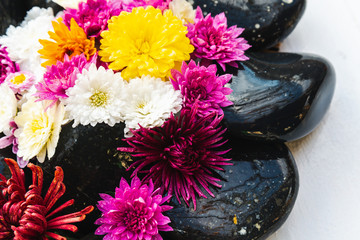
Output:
(99, 6), (194, 80)
(38, 18), (96, 67)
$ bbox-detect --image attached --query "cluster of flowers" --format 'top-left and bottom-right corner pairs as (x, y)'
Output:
(0, 0), (250, 239)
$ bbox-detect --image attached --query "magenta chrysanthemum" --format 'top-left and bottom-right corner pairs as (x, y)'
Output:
(120, 105), (232, 209)
(35, 54), (92, 103)
(186, 7), (251, 70)
(95, 176), (173, 240)
(171, 60), (233, 117)
(64, 0), (121, 38)
(0, 45), (19, 84)
(109, 0), (171, 12)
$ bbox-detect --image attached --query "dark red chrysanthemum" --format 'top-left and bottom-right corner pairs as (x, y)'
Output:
(0, 158), (93, 240)
(119, 105), (232, 209)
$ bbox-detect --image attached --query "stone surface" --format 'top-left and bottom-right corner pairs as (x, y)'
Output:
(222, 51), (335, 141)
(162, 138), (298, 240)
(0, 0), (63, 35)
(0, 0), (27, 35)
(192, 0), (306, 50)
(37, 122), (132, 238)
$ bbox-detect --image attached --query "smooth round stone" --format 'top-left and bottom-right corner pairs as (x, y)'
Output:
(222, 51), (336, 142)
(162, 138), (298, 240)
(192, 0), (306, 50)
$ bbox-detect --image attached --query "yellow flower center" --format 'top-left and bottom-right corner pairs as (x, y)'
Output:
(136, 101), (150, 116)
(90, 90), (108, 107)
(11, 74), (26, 85)
(31, 118), (45, 133)
(135, 39), (151, 55)
(137, 102), (145, 109)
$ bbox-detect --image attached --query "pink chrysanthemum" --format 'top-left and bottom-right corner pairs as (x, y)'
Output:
(64, 0), (121, 38)
(110, 0), (171, 12)
(0, 45), (19, 84)
(35, 54), (93, 103)
(120, 104), (232, 209)
(171, 60), (233, 117)
(186, 7), (251, 70)
(5, 72), (34, 94)
(95, 176), (173, 240)
(0, 158), (94, 239)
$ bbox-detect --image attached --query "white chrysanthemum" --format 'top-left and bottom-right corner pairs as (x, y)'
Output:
(52, 0), (87, 9)
(0, 7), (54, 81)
(64, 64), (127, 127)
(168, 0), (196, 23)
(0, 84), (17, 134)
(123, 75), (182, 137)
(14, 98), (65, 163)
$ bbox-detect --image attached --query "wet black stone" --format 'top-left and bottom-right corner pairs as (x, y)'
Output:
(162, 138), (298, 240)
(222, 51), (335, 141)
(26, 0), (63, 13)
(37, 122), (132, 238)
(0, 0), (63, 35)
(192, 0), (306, 50)
(0, 0), (27, 35)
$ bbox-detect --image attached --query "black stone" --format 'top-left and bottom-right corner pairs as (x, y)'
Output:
(0, 0), (28, 35)
(222, 51), (335, 141)
(37, 122), (132, 238)
(192, 0), (306, 50)
(162, 138), (298, 240)
(0, 0), (63, 35)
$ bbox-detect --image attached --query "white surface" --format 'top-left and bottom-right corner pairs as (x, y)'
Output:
(269, 0), (360, 239)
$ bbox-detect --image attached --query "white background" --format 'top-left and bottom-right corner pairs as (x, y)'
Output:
(269, 0), (360, 239)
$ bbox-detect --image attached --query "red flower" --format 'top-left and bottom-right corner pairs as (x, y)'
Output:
(0, 158), (93, 240)
(120, 105), (232, 209)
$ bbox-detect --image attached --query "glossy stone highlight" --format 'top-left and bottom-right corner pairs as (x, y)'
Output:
(192, 0), (306, 50)
(162, 138), (299, 240)
(222, 52), (336, 141)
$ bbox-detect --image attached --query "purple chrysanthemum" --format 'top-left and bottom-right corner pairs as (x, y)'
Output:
(171, 60), (233, 117)
(0, 45), (19, 84)
(95, 176), (173, 240)
(64, 0), (121, 38)
(109, 0), (171, 12)
(186, 7), (251, 70)
(0, 121), (27, 168)
(34, 54), (93, 103)
(120, 104), (232, 209)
